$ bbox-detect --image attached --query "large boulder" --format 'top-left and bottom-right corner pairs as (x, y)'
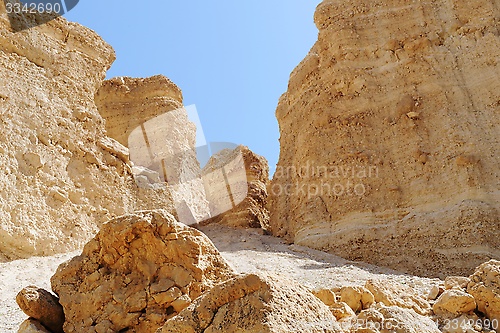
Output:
(0, 4), (173, 260)
(158, 273), (344, 333)
(51, 210), (235, 333)
(467, 260), (500, 332)
(268, 0), (500, 277)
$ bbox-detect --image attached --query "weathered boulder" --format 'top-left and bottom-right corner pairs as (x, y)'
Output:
(51, 210), (235, 333)
(312, 288), (337, 306)
(433, 289), (477, 317)
(16, 286), (64, 333)
(445, 276), (472, 290)
(352, 304), (441, 333)
(0, 3), (173, 260)
(201, 145), (270, 228)
(467, 260), (500, 331)
(365, 279), (431, 315)
(158, 273), (344, 333)
(339, 285), (374, 313)
(268, 0), (500, 277)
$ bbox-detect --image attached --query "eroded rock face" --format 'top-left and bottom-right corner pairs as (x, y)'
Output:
(16, 286), (64, 333)
(201, 145), (270, 228)
(51, 210), (235, 333)
(269, 0), (500, 277)
(467, 260), (500, 331)
(158, 273), (343, 333)
(0, 4), (173, 260)
(96, 75), (211, 225)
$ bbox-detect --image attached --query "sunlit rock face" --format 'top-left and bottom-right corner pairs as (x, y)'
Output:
(269, 0), (500, 277)
(0, 6), (173, 260)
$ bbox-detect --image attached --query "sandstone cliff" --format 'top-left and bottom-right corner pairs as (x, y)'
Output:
(269, 0), (500, 277)
(0, 4), (173, 260)
(96, 76), (210, 225)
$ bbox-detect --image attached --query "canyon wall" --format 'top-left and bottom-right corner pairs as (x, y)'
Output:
(95, 76), (211, 224)
(269, 0), (500, 277)
(0, 4), (173, 260)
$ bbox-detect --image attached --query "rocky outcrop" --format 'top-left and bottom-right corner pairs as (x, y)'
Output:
(467, 260), (500, 331)
(50, 210), (235, 333)
(0, 4), (173, 260)
(158, 273), (343, 333)
(269, 0), (500, 277)
(18, 319), (51, 333)
(201, 145), (270, 228)
(16, 286), (64, 333)
(96, 76), (210, 225)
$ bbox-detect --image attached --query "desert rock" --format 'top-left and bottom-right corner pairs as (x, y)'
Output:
(51, 210), (235, 333)
(16, 286), (64, 333)
(96, 75), (211, 225)
(158, 273), (343, 333)
(467, 260), (500, 331)
(353, 304), (441, 333)
(0, 4), (174, 260)
(268, 0), (500, 277)
(365, 279), (431, 315)
(433, 289), (477, 317)
(339, 285), (374, 313)
(201, 145), (270, 228)
(17, 319), (51, 333)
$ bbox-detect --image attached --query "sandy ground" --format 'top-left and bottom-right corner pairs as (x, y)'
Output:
(0, 225), (441, 332)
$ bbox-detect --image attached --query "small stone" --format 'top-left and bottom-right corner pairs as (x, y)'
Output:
(16, 286), (65, 333)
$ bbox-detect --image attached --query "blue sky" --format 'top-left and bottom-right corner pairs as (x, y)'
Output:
(64, 1), (319, 174)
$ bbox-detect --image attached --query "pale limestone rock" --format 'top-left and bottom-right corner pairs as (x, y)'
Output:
(312, 288), (337, 306)
(201, 145), (270, 228)
(268, 0), (500, 277)
(95, 75), (183, 147)
(0, 4), (174, 260)
(17, 319), (51, 333)
(427, 285), (441, 300)
(353, 304), (441, 333)
(445, 276), (472, 290)
(433, 289), (477, 317)
(330, 302), (355, 321)
(467, 260), (500, 331)
(96, 76), (210, 225)
(50, 210), (235, 333)
(365, 279), (431, 315)
(16, 286), (64, 333)
(339, 286), (374, 313)
(158, 273), (343, 333)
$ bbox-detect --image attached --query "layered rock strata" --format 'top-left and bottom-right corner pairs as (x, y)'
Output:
(269, 0), (500, 277)
(96, 76), (210, 225)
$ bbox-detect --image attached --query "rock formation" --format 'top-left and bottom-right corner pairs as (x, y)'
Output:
(96, 76), (211, 225)
(16, 286), (64, 333)
(0, 3), (173, 260)
(269, 0), (500, 277)
(201, 145), (270, 228)
(158, 273), (343, 333)
(50, 210), (235, 333)
(467, 260), (500, 331)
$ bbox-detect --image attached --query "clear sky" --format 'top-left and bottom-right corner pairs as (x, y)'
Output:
(64, 1), (319, 174)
